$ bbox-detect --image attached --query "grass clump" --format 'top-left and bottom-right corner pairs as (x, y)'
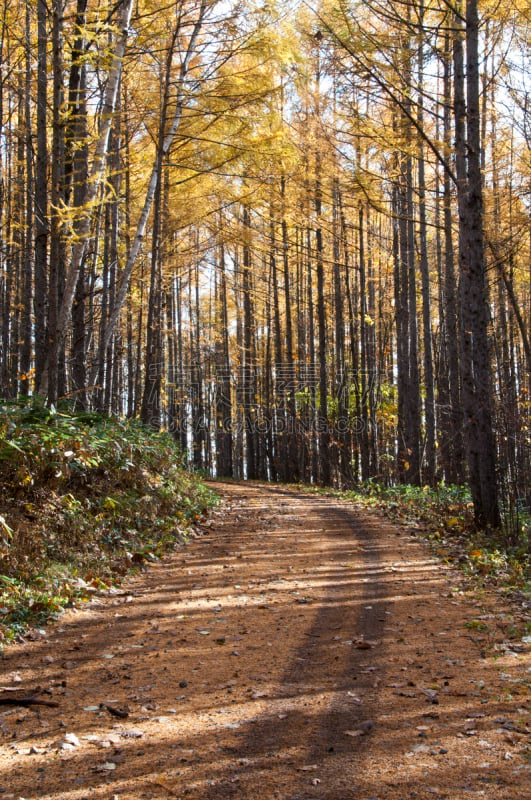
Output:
(0, 401), (217, 643)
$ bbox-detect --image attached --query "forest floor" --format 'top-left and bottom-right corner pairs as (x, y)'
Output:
(0, 481), (529, 800)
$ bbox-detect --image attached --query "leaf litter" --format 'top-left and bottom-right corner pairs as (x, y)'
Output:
(0, 483), (529, 799)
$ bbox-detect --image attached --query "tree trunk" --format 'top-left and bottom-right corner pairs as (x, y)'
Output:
(39, 0), (134, 398)
(455, 2), (500, 527)
(140, 159), (164, 428)
(242, 206), (258, 479)
(280, 176), (298, 481)
(332, 178), (350, 486)
(94, 1), (208, 377)
(34, 0), (49, 390)
(417, 1), (436, 484)
(19, 5), (33, 397)
(215, 238), (233, 477)
(47, 0), (66, 406)
(68, 0), (89, 409)
(315, 156), (330, 485)
(440, 33), (465, 483)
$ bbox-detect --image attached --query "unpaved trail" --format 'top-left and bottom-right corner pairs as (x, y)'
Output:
(0, 482), (529, 800)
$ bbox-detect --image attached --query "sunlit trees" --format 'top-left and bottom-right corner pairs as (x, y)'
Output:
(0, 0), (530, 527)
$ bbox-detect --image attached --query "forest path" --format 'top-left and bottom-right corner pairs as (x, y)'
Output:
(0, 482), (529, 799)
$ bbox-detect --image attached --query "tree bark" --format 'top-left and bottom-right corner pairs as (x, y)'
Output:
(455, 1), (500, 527)
(39, 0), (135, 398)
(94, 1), (208, 378)
(417, 0), (436, 485)
(215, 238), (233, 477)
(34, 0), (49, 390)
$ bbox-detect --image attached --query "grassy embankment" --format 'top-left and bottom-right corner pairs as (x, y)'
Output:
(0, 402), (217, 644)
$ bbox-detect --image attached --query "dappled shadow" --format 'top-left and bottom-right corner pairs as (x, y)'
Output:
(0, 484), (526, 800)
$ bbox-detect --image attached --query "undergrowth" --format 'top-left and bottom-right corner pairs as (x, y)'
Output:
(0, 400), (217, 644)
(300, 481), (530, 596)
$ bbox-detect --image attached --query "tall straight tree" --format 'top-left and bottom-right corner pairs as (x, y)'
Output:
(95, 0), (209, 377)
(416, 0), (436, 485)
(34, 0), (49, 390)
(68, 0), (90, 409)
(39, 0), (135, 401)
(314, 38), (331, 485)
(141, 18), (183, 428)
(455, 0), (500, 526)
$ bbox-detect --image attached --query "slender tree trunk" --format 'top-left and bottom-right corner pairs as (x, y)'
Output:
(68, 0), (89, 409)
(455, 2), (500, 527)
(34, 0), (49, 390)
(38, 0), (134, 398)
(215, 238), (233, 477)
(405, 149), (421, 485)
(94, 1), (208, 376)
(242, 206), (258, 479)
(394, 172), (409, 482)
(104, 115), (122, 414)
(234, 251), (244, 479)
(48, 0), (67, 405)
(417, 2), (436, 484)
(269, 206), (284, 479)
(441, 33), (465, 483)
(337, 189), (359, 481)
(140, 19), (184, 428)
(16, 58), (29, 396)
(315, 159), (330, 485)
(332, 178), (350, 486)
(306, 225), (318, 483)
(175, 274), (187, 453)
(140, 162), (163, 428)
(280, 176), (298, 480)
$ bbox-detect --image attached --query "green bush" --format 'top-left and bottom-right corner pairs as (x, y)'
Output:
(0, 401), (217, 642)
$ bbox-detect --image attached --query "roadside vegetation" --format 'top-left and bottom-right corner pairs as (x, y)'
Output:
(0, 401), (217, 644)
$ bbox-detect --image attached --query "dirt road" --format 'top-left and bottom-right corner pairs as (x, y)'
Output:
(0, 483), (529, 799)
